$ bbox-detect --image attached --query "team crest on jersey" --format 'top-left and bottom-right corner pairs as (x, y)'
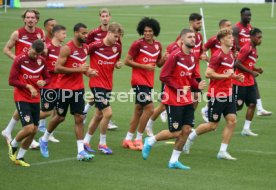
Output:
(172, 122), (179, 129)
(24, 115), (30, 123)
(37, 59), (42, 65)
(84, 49), (88, 55)
(154, 44), (159, 50)
(112, 46), (118, 53)
(212, 114), (219, 121)
(73, 51), (79, 56)
(58, 108), (64, 114)
(191, 56), (194, 62)
(37, 33), (42, 39)
(44, 103), (49, 109)
(237, 99), (243, 106)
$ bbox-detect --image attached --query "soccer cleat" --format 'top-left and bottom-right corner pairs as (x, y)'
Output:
(107, 120), (118, 130)
(98, 144), (113, 154)
(39, 137), (49, 158)
(15, 158), (30, 167)
(142, 137), (152, 160)
(29, 139), (40, 149)
(48, 133), (60, 143)
(8, 143), (17, 162)
(77, 150), (94, 161)
(84, 143), (96, 153)
(122, 140), (138, 150)
(201, 107), (209, 123)
(2, 130), (12, 144)
(241, 129), (258, 137)
(168, 161), (191, 170)
(38, 125), (46, 133)
(160, 110), (167, 123)
(217, 151), (237, 160)
(133, 139), (143, 151)
(145, 125), (154, 137)
(257, 109), (272, 116)
(183, 138), (193, 154)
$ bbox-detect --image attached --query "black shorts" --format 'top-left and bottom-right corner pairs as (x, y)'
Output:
(166, 104), (194, 132)
(191, 78), (202, 93)
(133, 85), (152, 106)
(207, 96), (236, 122)
(233, 85), (257, 109)
(91, 87), (111, 111)
(40, 88), (59, 112)
(15, 101), (40, 126)
(56, 89), (85, 117)
(158, 83), (165, 102)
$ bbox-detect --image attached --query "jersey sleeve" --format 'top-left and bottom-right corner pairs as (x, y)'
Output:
(208, 53), (220, 70)
(204, 36), (215, 50)
(128, 41), (140, 58)
(237, 44), (251, 62)
(8, 57), (26, 88)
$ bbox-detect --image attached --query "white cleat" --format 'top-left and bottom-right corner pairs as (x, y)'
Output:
(1, 130), (12, 144)
(257, 109), (272, 116)
(107, 120), (118, 130)
(201, 107), (209, 123)
(48, 133), (60, 143)
(29, 139), (40, 149)
(217, 151), (237, 160)
(183, 138), (193, 154)
(160, 110), (167, 123)
(145, 125), (154, 137)
(241, 129), (258, 137)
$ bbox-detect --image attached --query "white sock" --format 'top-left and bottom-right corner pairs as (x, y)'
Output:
(219, 143), (228, 152)
(256, 99), (263, 111)
(125, 132), (134, 141)
(169, 149), (181, 163)
(148, 136), (157, 146)
(135, 132), (143, 141)
(83, 133), (92, 144)
(146, 119), (154, 128)
(39, 119), (46, 127)
(188, 130), (198, 141)
(11, 139), (19, 147)
(99, 134), (106, 145)
(84, 104), (91, 114)
(42, 130), (51, 142)
(243, 120), (251, 130)
(16, 148), (27, 159)
(5, 117), (18, 135)
(77, 140), (84, 153)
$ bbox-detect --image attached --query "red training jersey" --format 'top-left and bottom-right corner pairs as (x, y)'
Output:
(204, 35), (236, 56)
(86, 26), (107, 45)
(191, 32), (203, 78)
(166, 41), (179, 54)
(88, 40), (121, 90)
(56, 41), (88, 90)
(9, 52), (50, 103)
(235, 22), (252, 48)
(15, 27), (44, 56)
(128, 38), (162, 88)
(233, 42), (257, 86)
(160, 48), (198, 106)
(207, 49), (235, 98)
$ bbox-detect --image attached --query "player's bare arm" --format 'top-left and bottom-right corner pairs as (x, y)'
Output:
(235, 59), (258, 76)
(205, 67), (233, 79)
(3, 31), (18, 60)
(26, 84), (38, 98)
(232, 26), (240, 51)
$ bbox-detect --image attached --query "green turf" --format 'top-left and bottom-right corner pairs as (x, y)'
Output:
(0, 4), (275, 190)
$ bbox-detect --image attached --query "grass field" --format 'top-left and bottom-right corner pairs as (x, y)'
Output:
(0, 3), (275, 190)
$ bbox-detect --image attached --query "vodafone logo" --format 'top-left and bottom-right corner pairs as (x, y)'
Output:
(98, 60), (103, 65)
(180, 71), (191, 77)
(72, 62), (81, 68)
(143, 57), (149, 62)
(23, 74), (28, 79)
(23, 74), (39, 79)
(52, 61), (56, 66)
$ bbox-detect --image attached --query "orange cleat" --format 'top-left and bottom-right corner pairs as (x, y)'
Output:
(122, 140), (138, 150)
(133, 139), (143, 151)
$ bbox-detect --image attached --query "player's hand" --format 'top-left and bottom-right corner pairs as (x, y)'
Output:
(252, 71), (259, 77)
(198, 80), (206, 90)
(26, 84), (38, 98)
(85, 68), (98, 77)
(254, 67), (263, 74)
(225, 69), (234, 78)
(37, 80), (46, 87)
(183, 86), (191, 95)
(163, 51), (169, 61)
(115, 61), (122, 69)
(144, 63), (156, 71)
(233, 73), (244, 82)
(79, 64), (89, 72)
(200, 53), (208, 61)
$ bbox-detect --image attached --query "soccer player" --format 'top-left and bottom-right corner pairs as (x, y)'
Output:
(2, 9), (45, 149)
(39, 23), (95, 161)
(233, 28), (263, 136)
(200, 19), (235, 122)
(8, 39), (50, 167)
(83, 23), (123, 154)
(189, 13), (207, 110)
(183, 29), (244, 160)
(44, 18), (57, 44)
(122, 17), (166, 150)
(233, 7), (271, 116)
(39, 25), (67, 144)
(83, 8), (119, 130)
(145, 36), (181, 137)
(142, 29), (206, 170)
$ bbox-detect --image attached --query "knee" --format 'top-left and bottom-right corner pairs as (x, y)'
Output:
(209, 123), (219, 131)
(74, 114), (84, 124)
(95, 112), (103, 121)
(57, 116), (65, 123)
(227, 117), (237, 127)
(26, 125), (37, 135)
(248, 103), (256, 109)
(182, 126), (192, 136)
